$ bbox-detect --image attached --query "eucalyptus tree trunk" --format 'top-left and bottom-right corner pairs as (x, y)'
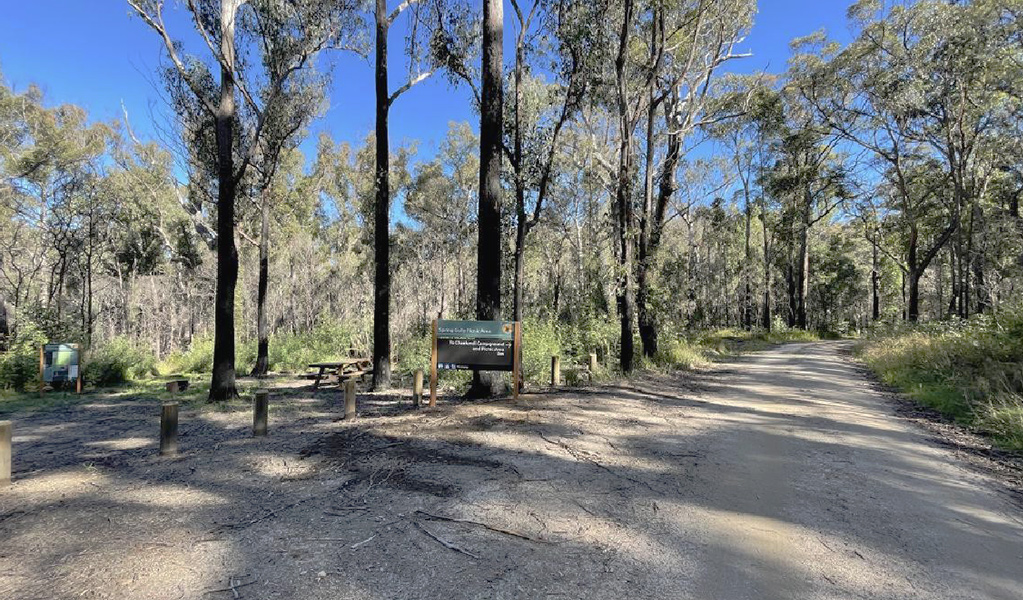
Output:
(372, 0), (392, 389)
(743, 192), (753, 330)
(796, 195), (810, 330)
(252, 199), (270, 377)
(637, 72), (657, 359)
(871, 235), (880, 321)
(761, 211), (771, 331)
(469, 0), (504, 397)
(209, 0), (241, 401)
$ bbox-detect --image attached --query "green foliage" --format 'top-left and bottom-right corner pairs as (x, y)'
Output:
(0, 321), (47, 391)
(84, 337), (158, 386)
(393, 331), (432, 378)
(164, 320), (362, 376)
(522, 321), (563, 384)
(652, 337), (708, 370)
(857, 308), (1023, 451)
(160, 335), (216, 375)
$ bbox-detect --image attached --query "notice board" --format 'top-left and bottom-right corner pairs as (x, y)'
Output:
(430, 319), (521, 406)
(435, 320), (516, 371)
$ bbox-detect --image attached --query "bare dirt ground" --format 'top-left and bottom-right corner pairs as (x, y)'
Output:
(2, 341), (1023, 599)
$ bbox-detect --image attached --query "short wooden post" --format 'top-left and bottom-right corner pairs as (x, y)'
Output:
(253, 389), (269, 436)
(0, 421), (12, 486)
(589, 352), (598, 373)
(413, 370), (424, 408)
(551, 356), (560, 387)
(160, 402), (178, 456)
(344, 379), (357, 420)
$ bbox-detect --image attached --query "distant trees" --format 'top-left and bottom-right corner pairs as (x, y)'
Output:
(2, 0), (1022, 394)
(127, 0), (358, 398)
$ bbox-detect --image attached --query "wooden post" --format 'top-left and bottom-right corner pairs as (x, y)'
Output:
(75, 344), (82, 394)
(160, 402), (178, 456)
(0, 421), (11, 486)
(253, 389), (269, 436)
(429, 319), (438, 408)
(551, 355), (560, 387)
(344, 379), (357, 420)
(38, 346), (44, 398)
(413, 369), (423, 408)
(589, 352), (598, 373)
(512, 321), (521, 401)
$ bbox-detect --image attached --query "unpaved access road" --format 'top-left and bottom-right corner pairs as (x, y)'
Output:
(1, 341), (1022, 599)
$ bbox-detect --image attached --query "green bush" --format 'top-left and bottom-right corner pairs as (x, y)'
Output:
(0, 322), (48, 391)
(160, 335), (215, 375)
(393, 331), (432, 378)
(84, 337), (158, 386)
(653, 337), (708, 370)
(162, 320), (364, 376)
(857, 307), (1023, 451)
(521, 320), (563, 384)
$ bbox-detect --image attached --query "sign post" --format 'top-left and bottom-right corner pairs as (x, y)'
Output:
(40, 343), (82, 395)
(430, 319), (520, 405)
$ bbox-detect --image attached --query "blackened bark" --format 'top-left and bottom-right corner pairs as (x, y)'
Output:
(209, 0), (240, 401)
(469, 0), (504, 397)
(372, 0), (392, 390)
(0, 298), (8, 350)
(871, 236), (880, 321)
(252, 200), (270, 377)
(614, 0), (636, 373)
(637, 69), (657, 359)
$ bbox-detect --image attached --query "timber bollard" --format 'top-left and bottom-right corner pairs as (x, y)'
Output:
(253, 389), (269, 436)
(589, 352), (598, 373)
(160, 403), (179, 456)
(0, 421), (11, 486)
(413, 370), (424, 408)
(551, 356), (560, 387)
(344, 379), (357, 420)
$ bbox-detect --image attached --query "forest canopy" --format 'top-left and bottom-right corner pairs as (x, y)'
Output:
(0, 0), (1021, 395)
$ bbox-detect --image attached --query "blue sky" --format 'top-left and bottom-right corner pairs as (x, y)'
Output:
(0, 1), (854, 175)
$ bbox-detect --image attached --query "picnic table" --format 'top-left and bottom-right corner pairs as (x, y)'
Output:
(306, 358), (373, 390)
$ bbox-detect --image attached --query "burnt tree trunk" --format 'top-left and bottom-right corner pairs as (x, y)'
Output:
(613, 0), (636, 373)
(252, 199), (270, 377)
(871, 234), (880, 321)
(372, 0), (392, 389)
(469, 0), (504, 397)
(209, 0), (241, 401)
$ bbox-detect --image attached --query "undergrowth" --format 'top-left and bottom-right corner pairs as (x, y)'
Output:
(856, 309), (1023, 452)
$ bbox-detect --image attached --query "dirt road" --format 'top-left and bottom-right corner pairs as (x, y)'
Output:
(2, 341), (1022, 599)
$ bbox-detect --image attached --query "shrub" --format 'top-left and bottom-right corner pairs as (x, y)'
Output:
(0, 322), (48, 391)
(521, 320), (563, 384)
(653, 337), (708, 370)
(160, 335), (215, 375)
(84, 337), (158, 386)
(857, 307), (1023, 451)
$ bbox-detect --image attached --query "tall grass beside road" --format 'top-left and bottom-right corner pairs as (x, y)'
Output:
(857, 310), (1023, 452)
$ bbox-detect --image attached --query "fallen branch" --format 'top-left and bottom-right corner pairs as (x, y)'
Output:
(203, 577), (256, 596)
(414, 521), (479, 559)
(415, 510), (549, 543)
(324, 506), (369, 516)
(213, 498), (313, 533)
